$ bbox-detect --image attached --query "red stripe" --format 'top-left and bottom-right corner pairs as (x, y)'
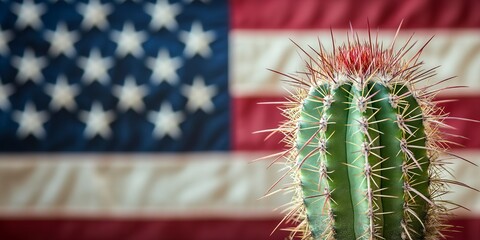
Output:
(232, 97), (285, 151)
(0, 218), (290, 240)
(440, 96), (480, 150)
(0, 218), (477, 240)
(231, 0), (480, 29)
(447, 218), (480, 239)
(233, 96), (480, 151)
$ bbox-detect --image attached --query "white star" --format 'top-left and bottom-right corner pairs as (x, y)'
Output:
(12, 48), (47, 84)
(110, 22), (147, 58)
(45, 75), (80, 112)
(0, 80), (14, 111)
(181, 76), (217, 113)
(11, 0), (46, 30)
(12, 102), (49, 139)
(77, 0), (113, 30)
(145, 0), (181, 31)
(79, 102), (115, 139)
(146, 49), (182, 85)
(0, 27), (13, 56)
(112, 76), (148, 112)
(44, 22), (79, 57)
(78, 49), (113, 85)
(148, 102), (184, 139)
(179, 21), (216, 58)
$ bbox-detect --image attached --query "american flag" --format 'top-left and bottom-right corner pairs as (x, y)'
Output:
(0, 0), (479, 239)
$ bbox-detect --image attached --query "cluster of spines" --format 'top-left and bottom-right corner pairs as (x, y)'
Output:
(261, 25), (478, 240)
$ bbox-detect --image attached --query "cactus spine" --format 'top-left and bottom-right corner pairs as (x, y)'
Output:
(267, 27), (476, 240)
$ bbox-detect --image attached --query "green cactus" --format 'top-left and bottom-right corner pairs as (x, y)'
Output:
(266, 27), (477, 240)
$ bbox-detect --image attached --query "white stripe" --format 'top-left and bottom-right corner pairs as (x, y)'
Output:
(230, 30), (480, 97)
(0, 153), (289, 218)
(440, 150), (480, 217)
(0, 151), (478, 218)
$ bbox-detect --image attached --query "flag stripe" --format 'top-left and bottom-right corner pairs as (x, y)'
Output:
(233, 96), (480, 151)
(231, 0), (480, 29)
(0, 153), (288, 218)
(0, 218), (478, 240)
(0, 150), (478, 217)
(0, 218), (292, 240)
(230, 30), (480, 97)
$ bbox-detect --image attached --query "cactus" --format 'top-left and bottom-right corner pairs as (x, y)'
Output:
(265, 26), (477, 240)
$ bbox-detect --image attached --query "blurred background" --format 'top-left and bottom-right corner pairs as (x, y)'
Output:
(0, 0), (479, 239)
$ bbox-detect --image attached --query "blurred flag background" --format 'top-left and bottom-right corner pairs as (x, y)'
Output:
(0, 0), (479, 239)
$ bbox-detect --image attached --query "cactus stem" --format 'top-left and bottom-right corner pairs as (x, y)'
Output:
(263, 26), (479, 239)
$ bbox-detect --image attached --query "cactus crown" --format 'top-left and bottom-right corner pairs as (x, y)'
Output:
(266, 26), (476, 240)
